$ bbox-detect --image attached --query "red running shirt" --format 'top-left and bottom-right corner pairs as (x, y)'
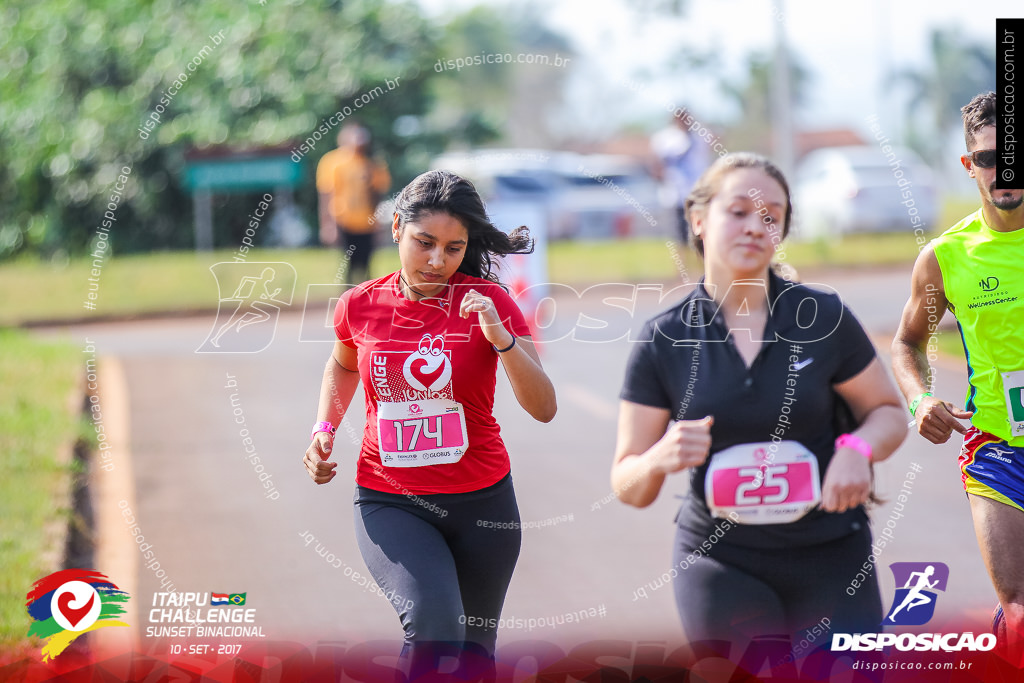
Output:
(334, 271), (532, 494)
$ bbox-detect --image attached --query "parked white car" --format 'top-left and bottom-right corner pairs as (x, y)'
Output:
(792, 145), (938, 239)
(431, 149), (669, 240)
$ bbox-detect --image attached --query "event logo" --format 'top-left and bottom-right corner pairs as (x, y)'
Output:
(831, 561), (992, 653)
(884, 562), (949, 626)
(147, 590), (265, 639)
(26, 569), (130, 661)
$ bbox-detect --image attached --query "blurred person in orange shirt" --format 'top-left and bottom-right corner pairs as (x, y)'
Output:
(317, 123), (391, 284)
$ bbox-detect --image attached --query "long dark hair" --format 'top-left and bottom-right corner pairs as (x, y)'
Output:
(393, 170), (534, 282)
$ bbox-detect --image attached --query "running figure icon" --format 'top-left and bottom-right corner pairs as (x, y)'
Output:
(210, 267), (286, 347)
(887, 565), (939, 622)
(196, 261), (296, 353)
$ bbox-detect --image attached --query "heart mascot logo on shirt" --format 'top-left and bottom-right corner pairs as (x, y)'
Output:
(403, 334), (452, 392)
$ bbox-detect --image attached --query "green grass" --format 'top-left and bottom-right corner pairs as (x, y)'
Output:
(0, 329), (81, 647)
(0, 248), (401, 327)
(0, 233), (934, 327)
(0, 194), (983, 327)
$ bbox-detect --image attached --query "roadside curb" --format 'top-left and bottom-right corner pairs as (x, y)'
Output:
(20, 307), (223, 329)
(87, 356), (138, 653)
(41, 367), (83, 577)
(17, 299), (336, 330)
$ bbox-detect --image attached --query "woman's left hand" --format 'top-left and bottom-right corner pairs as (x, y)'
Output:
(820, 447), (872, 513)
(460, 288), (513, 348)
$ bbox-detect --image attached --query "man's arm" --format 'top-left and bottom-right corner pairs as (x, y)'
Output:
(891, 244), (973, 443)
(316, 154), (338, 245)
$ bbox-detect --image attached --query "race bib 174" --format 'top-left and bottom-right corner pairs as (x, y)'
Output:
(376, 398), (468, 467)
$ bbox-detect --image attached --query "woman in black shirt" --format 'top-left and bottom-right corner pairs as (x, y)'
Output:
(612, 153), (907, 652)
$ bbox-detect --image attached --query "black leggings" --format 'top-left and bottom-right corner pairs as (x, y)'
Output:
(673, 523), (882, 648)
(353, 475), (521, 676)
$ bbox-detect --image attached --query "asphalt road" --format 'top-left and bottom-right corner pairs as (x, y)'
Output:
(41, 264), (994, 660)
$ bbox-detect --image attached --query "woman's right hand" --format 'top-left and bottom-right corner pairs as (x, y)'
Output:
(651, 415), (714, 475)
(304, 432), (338, 485)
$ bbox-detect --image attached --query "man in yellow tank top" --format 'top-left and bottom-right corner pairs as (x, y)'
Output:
(893, 91), (1024, 659)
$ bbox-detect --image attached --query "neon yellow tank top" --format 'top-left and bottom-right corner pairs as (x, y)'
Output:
(932, 209), (1024, 444)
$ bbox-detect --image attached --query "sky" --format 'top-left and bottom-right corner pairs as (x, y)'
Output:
(416, 0), (1015, 150)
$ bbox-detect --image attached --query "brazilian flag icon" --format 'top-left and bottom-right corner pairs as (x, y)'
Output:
(229, 593), (247, 606)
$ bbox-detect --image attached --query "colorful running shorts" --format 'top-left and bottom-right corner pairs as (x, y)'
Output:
(960, 426), (1024, 512)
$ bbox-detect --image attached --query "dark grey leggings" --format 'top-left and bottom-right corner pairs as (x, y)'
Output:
(673, 523), (882, 649)
(353, 474), (521, 678)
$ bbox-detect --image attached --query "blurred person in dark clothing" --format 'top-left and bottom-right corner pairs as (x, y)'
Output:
(651, 109), (711, 246)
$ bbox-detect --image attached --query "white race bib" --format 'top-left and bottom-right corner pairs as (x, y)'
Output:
(376, 398), (468, 467)
(1001, 369), (1024, 437)
(704, 441), (821, 524)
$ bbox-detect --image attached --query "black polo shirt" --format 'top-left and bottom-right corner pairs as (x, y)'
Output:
(620, 269), (876, 549)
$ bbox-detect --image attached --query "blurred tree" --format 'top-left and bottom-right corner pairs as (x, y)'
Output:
(503, 8), (574, 147)
(0, 0), (444, 258)
(428, 4), (574, 149)
(427, 5), (516, 147)
(720, 50), (812, 156)
(889, 27), (996, 167)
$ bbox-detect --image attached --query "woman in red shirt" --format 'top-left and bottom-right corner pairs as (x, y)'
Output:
(303, 169), (556, 679)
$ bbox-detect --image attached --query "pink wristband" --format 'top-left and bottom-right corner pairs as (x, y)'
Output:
(311, 421), (336, 441)
(835, 433), (872, 461)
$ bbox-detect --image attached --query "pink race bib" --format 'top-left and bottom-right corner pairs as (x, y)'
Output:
(376, 399), (468, 467)
(705, 441), (821, 524)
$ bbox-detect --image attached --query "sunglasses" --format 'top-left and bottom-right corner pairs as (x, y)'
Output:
(967, 149), (998, 168)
